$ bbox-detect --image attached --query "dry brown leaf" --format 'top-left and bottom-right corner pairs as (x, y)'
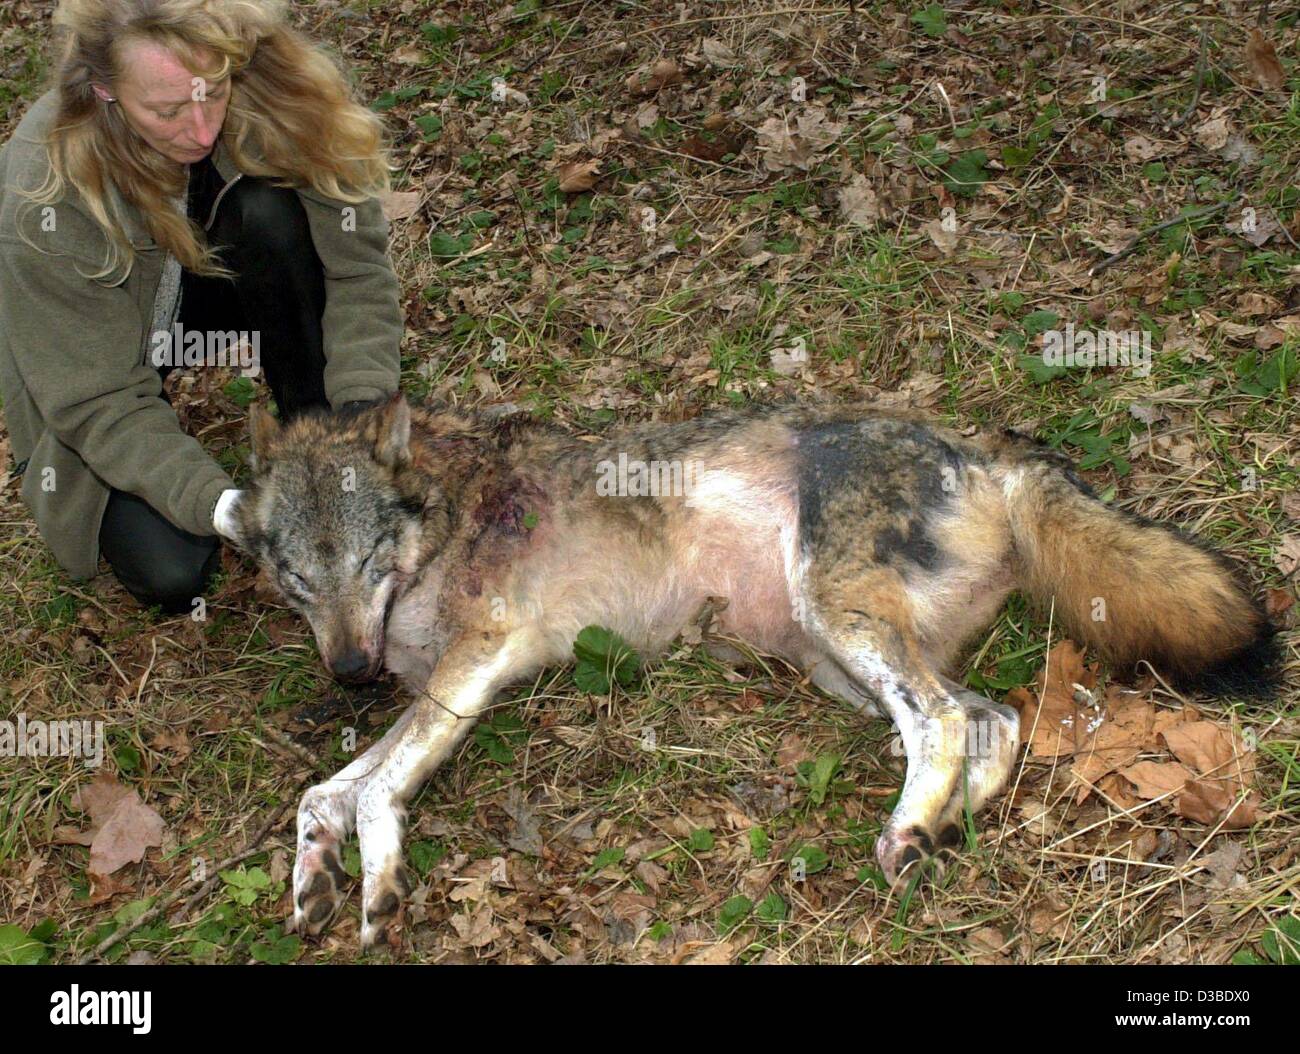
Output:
(1161, 721), (1256, 785)
(269, 847), (292, 886)
(1135, 720), (1261, 829)
(379, 189), (421, 221)
(1123, 829), (1167, 874)
(838, 174), (880, 229)
(1228, 208), (1281, 248)
(1200, 840), (1245, 888)
(1119, 760), (1193, 800)
(20, 854), (46, 887)
(87, 870), (136, 907)
(609, 891), (656, 921)
(1123, 134), (1165, 162)
(1237, 291), (1283, 317)
(634, 859), (667, 894)
(1221, 134), (1261, 164)
(701, 38), (741, 69)
(1097, 772), (1142, 810)
(1153, 706), (1197, 737)
(72, 770), (134, 830)
(684, 940), (736, 964)
(776, 731), (812, 770)
(449, 901), (501, 948)
(391, 44), (426, 66)
(769, 342), (808, 377)
(1275, 534), (1300, 577)
(1245, 29), (1286, 90)
(628, 102), (659, 132)
(1178, 781), (1259, 829)
(150, 727), (192, 763)
(681, 134), (736, 162)
(1008, 640), (1097, 760)
(924, 217), (958, 255)
(648, 58), (685, 91)
(1256, 325), (1289, 350)
(968, 925), (1012, 964)
(89, 795), (165, 877)
(628, 58), (684, 95)
(69, 772), (166, 879)
(1029, 896), (1071, 939)
(756, 107), (843, 173)
(1193, 113), (1231, 151)
(1070, 688), (1156, 801)
(1083, 221), (1139, 255)
(557, 159), (600, 193)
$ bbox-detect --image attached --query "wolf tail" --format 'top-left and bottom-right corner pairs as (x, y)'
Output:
(1000, 446), (1277, 695)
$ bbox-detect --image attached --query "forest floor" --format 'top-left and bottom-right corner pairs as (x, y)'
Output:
(0, 0), (1297, 964)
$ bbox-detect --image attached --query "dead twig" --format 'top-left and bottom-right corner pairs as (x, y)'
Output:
(1165, 29), (1209, 130)
(1088, 198), (1237, 276)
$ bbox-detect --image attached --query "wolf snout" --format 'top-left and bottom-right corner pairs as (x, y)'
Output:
(327, 647), (382, 683)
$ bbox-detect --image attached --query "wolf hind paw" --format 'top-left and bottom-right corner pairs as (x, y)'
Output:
(933, 691), (1021, 836)
(875, 823), (953, 888)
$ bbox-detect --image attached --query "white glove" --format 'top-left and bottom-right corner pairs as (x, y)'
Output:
(212, 488), (244, 540)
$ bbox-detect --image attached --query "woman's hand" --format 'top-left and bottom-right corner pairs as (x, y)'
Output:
(212, 488), (244, 541)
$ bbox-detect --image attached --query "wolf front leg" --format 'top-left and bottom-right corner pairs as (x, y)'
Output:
(353, 632), (537, 950)
(293, 705), (419, 937)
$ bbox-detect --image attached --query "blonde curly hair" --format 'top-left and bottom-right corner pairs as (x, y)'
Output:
(21, 0), (392, 280)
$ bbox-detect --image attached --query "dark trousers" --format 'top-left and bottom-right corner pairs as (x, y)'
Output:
(99, 161), (329, 613)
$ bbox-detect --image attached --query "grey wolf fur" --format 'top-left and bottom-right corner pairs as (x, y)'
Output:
(231, 396), (1275, 949)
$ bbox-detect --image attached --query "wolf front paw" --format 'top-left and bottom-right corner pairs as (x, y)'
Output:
(360, 860), (414, 951)
(291, 830), (351, 937)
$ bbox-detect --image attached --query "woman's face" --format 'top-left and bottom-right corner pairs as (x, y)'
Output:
(94, 39), (230, 165)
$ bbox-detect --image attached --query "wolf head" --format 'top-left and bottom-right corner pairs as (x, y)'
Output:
(228, 396), (447, 683)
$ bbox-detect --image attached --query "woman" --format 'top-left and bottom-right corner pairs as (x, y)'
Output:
(0, 0), (403, 613)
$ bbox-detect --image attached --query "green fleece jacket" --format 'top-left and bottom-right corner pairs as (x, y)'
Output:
(0, 89), (402, 579)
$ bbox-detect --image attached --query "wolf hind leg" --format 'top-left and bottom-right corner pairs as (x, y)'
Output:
(291, 705), (417, 937)
(807, 590), (968, 887)
(806, 657), (884, 718)
(928, 678), (1021, 858)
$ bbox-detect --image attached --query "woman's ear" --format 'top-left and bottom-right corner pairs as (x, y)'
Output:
(91, 84), (116, 103)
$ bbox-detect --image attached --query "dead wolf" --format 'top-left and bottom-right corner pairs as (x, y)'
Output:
(230, 395), (1275, 949)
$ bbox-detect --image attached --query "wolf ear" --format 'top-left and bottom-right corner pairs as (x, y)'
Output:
(248, 404), (281, 473)
(373, 394), (411, 467)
